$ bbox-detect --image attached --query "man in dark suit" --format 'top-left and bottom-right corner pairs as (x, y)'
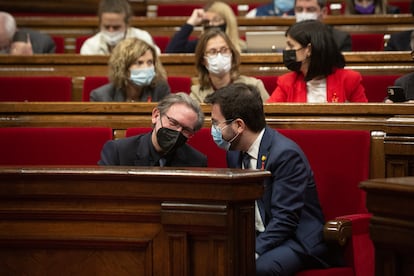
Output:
(0, 11), (55, 54)
(385, 0), (413, 51)
(98, 92), (208, 167)
(206, 83), (341, 275)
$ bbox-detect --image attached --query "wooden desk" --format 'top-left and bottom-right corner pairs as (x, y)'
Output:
(360, 177), (414, 276)
(0, 166), (269, 276)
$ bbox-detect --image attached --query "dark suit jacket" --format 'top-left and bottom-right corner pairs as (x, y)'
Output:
(98, 132), (207, 167)
(394, 72), (414, 100)
(385, 30), (413, 51)
(331, 27), (352, 52)
(90, 81), (171, 102)
(227, 127), (333, 266)
(165, 24), (198, 53)
(17, 28), (56, 54)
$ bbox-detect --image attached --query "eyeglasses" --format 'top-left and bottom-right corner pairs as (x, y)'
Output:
(211, 118), (234, 131)
(202, 17), (225, 26)
(205, 47), (231, 58)
(164, 114), (195, 138)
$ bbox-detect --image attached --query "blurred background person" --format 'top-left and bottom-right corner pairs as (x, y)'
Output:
(90, 37), (170, 102)
(0, 11), (55, 55)
(385, 0), (413, 51)
(191, 29), (269, 103)
(267, 20), (367, 103)
(165, 1), (246, 53)
(81, 0), (160, 55)
(345, 0), (400, 14)
(246, 0), (295, 17)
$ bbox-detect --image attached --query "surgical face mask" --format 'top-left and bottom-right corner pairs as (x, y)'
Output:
(156, 127), (188, 154)
(283, 49), (302, 72)
(295, 12), (319, 22)
(205, 53), (232, 76)
(102, 30), (125, 46)
(130, 67), (155, 86)
(274, 0), (294, 13)
(211, 123), (239, 151)
(354, 3), (375, 14)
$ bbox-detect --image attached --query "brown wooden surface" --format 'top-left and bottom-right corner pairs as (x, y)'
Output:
(360, 177), (414, 276)
(0, 166), (269, 276)
(0, 52), (413, 101)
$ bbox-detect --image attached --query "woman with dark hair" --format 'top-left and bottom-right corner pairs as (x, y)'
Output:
(267, 20), (368, 103)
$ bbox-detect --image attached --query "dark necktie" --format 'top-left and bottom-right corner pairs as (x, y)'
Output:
(242, 152), (251, 169)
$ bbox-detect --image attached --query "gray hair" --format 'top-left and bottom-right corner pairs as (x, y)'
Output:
(0, 12), (17, 40)
(156, 93), (205, 131)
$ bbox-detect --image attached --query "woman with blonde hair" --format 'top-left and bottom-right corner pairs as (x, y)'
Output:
(165, 1), (246, 53)
(190, 28), (268, 103)
(90, 37), (170, 102)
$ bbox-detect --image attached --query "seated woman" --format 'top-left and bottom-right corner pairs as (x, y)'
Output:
(267, 20), (368, 103)
(190, 28), (269, 103)
(165, 1), (246, 53)
(90, 37), (170, 102)
(345, 0), (400, 14)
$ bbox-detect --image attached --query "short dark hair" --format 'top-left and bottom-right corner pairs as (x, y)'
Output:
(205, 83), (266, 132)
(286, 20), (345, 81)
(98, 0), (133, 24)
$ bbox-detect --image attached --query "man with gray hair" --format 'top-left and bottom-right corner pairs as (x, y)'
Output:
(0, 11), (55, 54)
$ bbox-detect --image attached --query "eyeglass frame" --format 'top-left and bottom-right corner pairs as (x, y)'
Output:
(211, 118), (234, 131)
(162, 113), (195, 138)
(204, 47), (232, 58)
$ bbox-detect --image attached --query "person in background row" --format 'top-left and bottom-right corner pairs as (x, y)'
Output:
(345, 0), (400, 14)
(90, 37), (170, 102)
(81, 0), (160, 55)
(205, 82), (343, 275)
(246, 0), (295, 17)
(294, 0), (351, 51)
(385, 0), (413, 51)
(190, 28), (269, 103)
(0, 11), (55, 55)
(267, 20), (367, 103)
(165, 1), (246, 53)
(98, 92), (207, 167)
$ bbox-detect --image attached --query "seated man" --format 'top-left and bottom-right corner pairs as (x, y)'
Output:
(98, 92), (207, 167)
(0, 11), (56, 54)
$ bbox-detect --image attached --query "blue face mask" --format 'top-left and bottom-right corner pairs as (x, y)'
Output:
(130, 67), (155, 86)
(274, 0), (294, 13)
(211, 124), (239, 151)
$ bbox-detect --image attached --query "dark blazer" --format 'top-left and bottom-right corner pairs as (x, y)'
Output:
(90, 81), (171, 102)
(394, 72), (414, 100)
(17, 28), (56, 53)
(227, 127), (334, 267)
(385, 30), (413, 51)
(165, 24), (198, 53)
(98, 132), (207, 167)
(330, 27), (352, 52)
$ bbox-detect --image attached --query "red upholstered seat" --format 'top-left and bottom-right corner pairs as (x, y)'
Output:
(167, 76), (192, 94)
(351, 33), (385, 51)
(0, 127), (113, 165)
(361, 74), (401, 102)
(126, 127), (227, 168)
(75, 35), (90, 53)
(0, 76), (72, 102)
(51, 36), (65, 53)
(277, 129), (373, 276)
(82, 76), (109, 101)
(156, 4), (203, 16)
(153, 36), (170, 53)
(255, 75), (278, 95)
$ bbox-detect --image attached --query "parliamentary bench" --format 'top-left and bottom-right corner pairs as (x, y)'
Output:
(0, 52), (412, 101)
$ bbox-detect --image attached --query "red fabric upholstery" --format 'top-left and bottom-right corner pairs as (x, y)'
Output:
(277, 129), (373, 276)
(75, 35), (90, 53)
(0, 76), (72, 102)
(156, 4), (203, 16)
(51, 36), (65, 53)
(82, 76), (109, 101)
(0, 127), (113, 165)
(255, 75), (278, 95)
(167, 76), (192, 94)
(361, 74), (401, 102)
(153, 36), (170, 53)
(388, 1), (411, 13)
(351, 33), (385, 51)
(126, 127), (227, 168)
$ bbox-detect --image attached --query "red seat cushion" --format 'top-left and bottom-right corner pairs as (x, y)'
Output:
(361, 74), (401, 102)
(167, 76), (192, 94)
(351, 33), (384, 51)
(82, 76), (109, 101)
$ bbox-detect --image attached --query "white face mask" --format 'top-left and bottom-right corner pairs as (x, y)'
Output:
(102, 30), (125, 46)
(295, 12), (319, 22)
(205, 53), (232, 75)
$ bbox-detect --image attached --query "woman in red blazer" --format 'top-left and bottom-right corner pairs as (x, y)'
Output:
(267, 20), (368, 103)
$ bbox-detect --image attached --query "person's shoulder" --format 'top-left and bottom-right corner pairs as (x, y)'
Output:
(129, 27), (152, 36)
(278, 71), (300, 82)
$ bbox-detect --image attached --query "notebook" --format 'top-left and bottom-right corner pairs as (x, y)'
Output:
(245, 31), (286, 53)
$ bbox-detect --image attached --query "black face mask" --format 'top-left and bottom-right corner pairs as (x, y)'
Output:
(203, 23), (227, 33)
(156, 127), (188, 154)
(283, 49), (302, 72)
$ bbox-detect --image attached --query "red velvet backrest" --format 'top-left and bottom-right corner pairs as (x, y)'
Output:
(361, 74), (401, 102)
(255, 75), (278, 95)
(126, 127), (227, 168)
(351, 33), (385, 51)
(75, 35), (90, 53)
(156, 4), (203, 16)
(0, 127), (113, 165)
(153, 36), (170, 53)
(82, 76), (109, 101)
(51, 36), (65, 53)
(277, 129), (371, 221)
(0, 76), (72, 102)
(167, 76), (193, 94)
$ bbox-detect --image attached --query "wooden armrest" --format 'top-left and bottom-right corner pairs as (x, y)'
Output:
(323, 218), (352, 246)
